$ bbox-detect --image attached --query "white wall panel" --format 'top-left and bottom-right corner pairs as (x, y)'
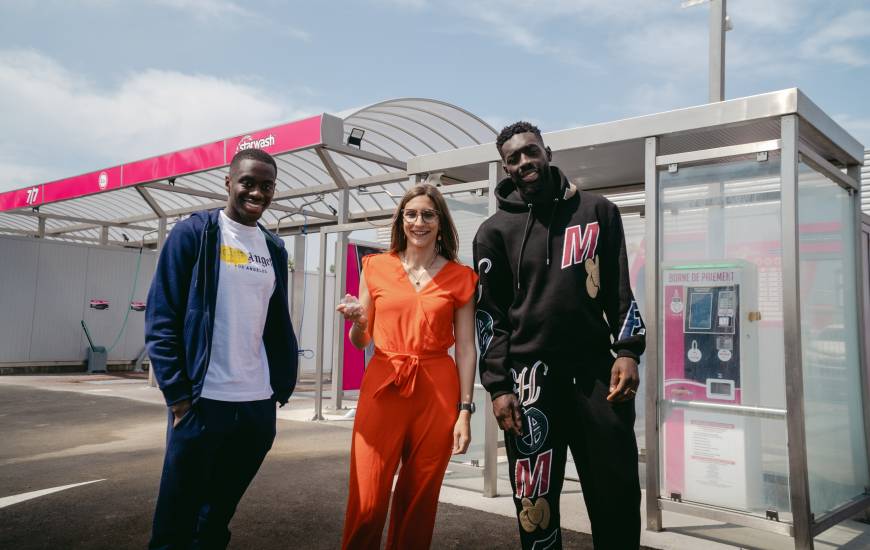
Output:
(29, 241), (88, 361)
(0, 238), (39, 361)
(0, 235), (157, 364)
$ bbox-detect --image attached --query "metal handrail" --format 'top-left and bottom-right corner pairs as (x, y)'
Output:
(663, 398), (786, 420)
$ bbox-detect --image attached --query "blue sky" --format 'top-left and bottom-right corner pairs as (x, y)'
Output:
(1, 0), (868, 191)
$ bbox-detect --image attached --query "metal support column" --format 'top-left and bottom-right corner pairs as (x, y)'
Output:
(643, 136), (663, 531)
(781, 115), (813, 550)
(709, 0), (726, 102)
(331, 188), (350, 410)
(157, 217), (167, 247)
(149, 217), (168, 388)
(313, 230), (328, 421)
(291, 235), (306, 330)
(37, 216), (45, 238)
(100, 225), (109, 246)
(483, 160), (500, 497)
(848, 165), (870, 492)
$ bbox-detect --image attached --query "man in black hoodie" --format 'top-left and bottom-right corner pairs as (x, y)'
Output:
(473, 122), (645, 549)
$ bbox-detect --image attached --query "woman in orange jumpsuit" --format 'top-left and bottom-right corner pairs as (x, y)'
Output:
(337, 183), (478, 549)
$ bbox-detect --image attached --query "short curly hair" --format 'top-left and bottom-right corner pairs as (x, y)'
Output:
(496, 121), (542, 155)
(229, 148), (277, 175)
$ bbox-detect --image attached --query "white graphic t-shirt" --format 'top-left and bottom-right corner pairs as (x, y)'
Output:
(201, 211), (276, 401)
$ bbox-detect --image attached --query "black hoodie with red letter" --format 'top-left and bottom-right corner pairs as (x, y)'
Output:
(473, 166), (646, 400)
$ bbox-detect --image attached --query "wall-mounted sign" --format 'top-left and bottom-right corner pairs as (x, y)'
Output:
(89, 299), (109, 310)
(130, 301), (146, 312)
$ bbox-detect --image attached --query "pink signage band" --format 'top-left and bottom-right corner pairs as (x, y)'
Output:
(0, 114), (325, 213)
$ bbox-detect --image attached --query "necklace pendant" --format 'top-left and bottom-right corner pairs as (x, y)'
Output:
(415, 281), (420, 286)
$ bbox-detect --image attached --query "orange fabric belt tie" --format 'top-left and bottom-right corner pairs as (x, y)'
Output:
(372, 349), (450, 398)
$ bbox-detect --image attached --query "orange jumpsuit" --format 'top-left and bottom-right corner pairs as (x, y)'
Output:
(342, 252), (477, 550)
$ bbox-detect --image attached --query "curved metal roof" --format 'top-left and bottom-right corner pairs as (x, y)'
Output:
(0, 98), (495, 246)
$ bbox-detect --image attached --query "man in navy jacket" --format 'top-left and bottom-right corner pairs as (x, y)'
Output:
(146, 148), (298, 549)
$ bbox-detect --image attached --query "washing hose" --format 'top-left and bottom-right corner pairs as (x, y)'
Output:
(106, 248), (144, 352)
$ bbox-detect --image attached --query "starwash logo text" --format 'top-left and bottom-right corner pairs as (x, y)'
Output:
(235, 133), (276, 153)
(98, 171), (109, 190)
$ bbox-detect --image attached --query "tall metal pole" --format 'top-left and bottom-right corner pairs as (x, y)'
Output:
(313, 231), (328, 421)
(149, 216), (168, 388)
(643, 136), (663, 531)
(709, 0), (726, 102)
(483, 162), (500, 498)
(291, 235), (306, 330)
(331, 188), (350, 410)
(848, 165), (870, 499)
(781, 115), (814, 550)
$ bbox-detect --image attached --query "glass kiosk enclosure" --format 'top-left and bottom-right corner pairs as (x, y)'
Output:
(645, 100), (869, 549)
(406, 88), (869, 549)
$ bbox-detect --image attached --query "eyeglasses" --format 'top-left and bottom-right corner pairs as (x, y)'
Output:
(401, 209), (439, 224)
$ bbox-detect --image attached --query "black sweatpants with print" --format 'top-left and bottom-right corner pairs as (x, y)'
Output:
(504, 358), (641, 550)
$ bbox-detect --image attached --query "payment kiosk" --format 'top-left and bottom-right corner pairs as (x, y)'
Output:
(662, 261), (761, 511)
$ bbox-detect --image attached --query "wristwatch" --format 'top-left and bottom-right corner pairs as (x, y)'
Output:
(457, 402), (476, 414)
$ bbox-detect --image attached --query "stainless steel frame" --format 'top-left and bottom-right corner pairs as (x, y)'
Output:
(798, 144), (860, 193)
(810, 494), (870, 537)
(482, 160), (500, 498)
(660, 498), (794, 537)
(313, 231), (328, 421)
(331, 186), (350, 410)
(851, 169), (870, 520)
(781, 114), (814, 550)
(662, 399), (786, 420)
(640, 112), (868, 547)
(644, 136), (663, 532)
(656, 139), (781, 167)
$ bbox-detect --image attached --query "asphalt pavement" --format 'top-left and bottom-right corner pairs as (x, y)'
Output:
(0, 381), (607, 549)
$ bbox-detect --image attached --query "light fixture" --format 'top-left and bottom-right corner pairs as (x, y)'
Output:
(425, 172), (444, 187)
(347, 128), (365, 148)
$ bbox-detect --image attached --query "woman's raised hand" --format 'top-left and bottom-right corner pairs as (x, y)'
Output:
(336, 294), (367, 327)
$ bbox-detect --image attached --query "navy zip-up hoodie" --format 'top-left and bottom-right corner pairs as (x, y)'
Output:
(145, 209), (298, 406)
(473, 166), (645, 400)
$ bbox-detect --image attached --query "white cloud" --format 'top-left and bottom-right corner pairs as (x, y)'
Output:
(374, 0), (429, 9)
(726, 0), (810, 32)
(153, 0), (311, 40)
(458, 4), (549, 54)
(622, 82), (692, 117)
(800, 10), (870, 67)
(0, 160), (58, 192)
(0, 49), (322, 190)
(155, 0), (246, 18)
(464, 0), (667, 24)
(440, 1), (608, 67)
(612, 21), (708, 76)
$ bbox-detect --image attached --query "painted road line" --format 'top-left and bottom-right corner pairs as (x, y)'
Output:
(0, 480), (105, 509)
